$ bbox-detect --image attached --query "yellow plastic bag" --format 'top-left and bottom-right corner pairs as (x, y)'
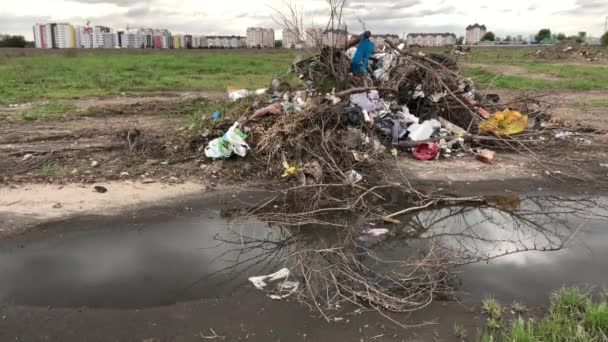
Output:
(282, 166), (296, 178)
(479, 109), (528, 136)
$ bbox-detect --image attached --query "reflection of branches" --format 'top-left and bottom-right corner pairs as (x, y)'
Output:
(221, 192), (606, 326)
(394, 195), (607, 265)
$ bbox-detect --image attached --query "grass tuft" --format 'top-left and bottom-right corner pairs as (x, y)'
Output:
(483, 297), (503, 320)
(22, 102), (76, 120)
(511, 301), (528, 315)
(41, 161), (60, 176)
(453, 324), (468, 340)
(480, 287), (608, 341)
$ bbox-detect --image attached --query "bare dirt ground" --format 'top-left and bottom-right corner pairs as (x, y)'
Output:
(2, 89), (608, 232)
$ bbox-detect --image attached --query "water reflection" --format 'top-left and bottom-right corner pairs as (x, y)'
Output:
(0, 194), (607, 309)
(398, 195), (608, 303)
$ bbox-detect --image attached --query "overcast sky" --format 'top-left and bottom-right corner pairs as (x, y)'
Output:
(1, 0), (607, 40)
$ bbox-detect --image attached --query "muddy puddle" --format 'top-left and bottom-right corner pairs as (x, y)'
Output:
(0, 194), (606, 309)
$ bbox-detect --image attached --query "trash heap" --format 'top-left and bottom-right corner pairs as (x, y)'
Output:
(196, 42), (571, 316)
(531, 39), (605, 62)
(202, 41), (542, 186)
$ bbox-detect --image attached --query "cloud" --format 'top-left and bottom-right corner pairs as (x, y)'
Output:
(125, 7), (150, 17)
(70, 0), (143, 4)
(0, 14), (52, 35)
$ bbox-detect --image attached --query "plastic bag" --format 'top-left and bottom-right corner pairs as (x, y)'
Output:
(223, 122), (250, 157)
(479, 109), (528, 136)
(229, 89), (251, 102)
(204, 122), (250, 159)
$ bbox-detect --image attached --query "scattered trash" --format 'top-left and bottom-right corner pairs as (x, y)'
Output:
(555, 130), (575, 139)
(142, 178), (156, 184)
(476, 149), (495, 164)
(250, 102), (283, 120)
(600, 164), (608, 168)
(407, 119), (441, 141)
(352, 151), (369, 162)
(204, 122), (250, 159)
(90, 160), (99, 167)
(363, 228), (390, 237)
(52, 203), (62, 209)
(211, 111), (221, 121)
(413, 143), (439, 161)
(282, 166), (296, 178)
(94, 186), (108, 193)
(22, 154), (33, 161)
(248, 268), (299, 300)
(347, 170), (363, 184)
(119, 172), (129, 177)
(350, 91), (380, 112)
(479, 109), (528, 136)
(228, 89), (251, 102)
(255, 88), (268, 95)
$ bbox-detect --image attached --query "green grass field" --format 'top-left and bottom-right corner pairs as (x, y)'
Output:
(1, 47), (607, 105)
(478, 288), (608, 341)
(0, 49), (299, 105)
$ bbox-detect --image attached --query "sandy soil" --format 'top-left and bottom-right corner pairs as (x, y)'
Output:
(0, 181), (209, 237)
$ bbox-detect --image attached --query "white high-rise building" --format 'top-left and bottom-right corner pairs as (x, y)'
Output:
(33, 23), (75, 48)
(305, 28), (323, 48)
(246, 27), (274, 48)
(33, 24), (53, 49)
(282, 29), (300, 48)
(465, 24), (487, 45)
(92, 26), (112, 48)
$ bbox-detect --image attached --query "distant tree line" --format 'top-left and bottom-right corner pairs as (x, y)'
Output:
(535, 29), (588, 43)
(0, 34), (32, 48)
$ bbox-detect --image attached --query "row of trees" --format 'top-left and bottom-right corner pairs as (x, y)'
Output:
(479, 29), (608, 46)
(535, 29), (587, 43)
(0, 34), (31, 48)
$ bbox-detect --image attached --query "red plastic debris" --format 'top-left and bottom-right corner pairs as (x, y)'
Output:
(413, 143), (439, 161)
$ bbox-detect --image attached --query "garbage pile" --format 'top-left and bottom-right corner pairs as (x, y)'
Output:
(531, 39), (605, 62)
(195, 40), (576, 316)
(201, 40), (546, 187)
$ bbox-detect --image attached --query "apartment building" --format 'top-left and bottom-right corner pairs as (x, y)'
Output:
(246, 27), (274, 48)
(323, 29), (348, 48)
(173, 34), (182, 48)
(371, 34), (400, 48)
(282, 29), (300, 48)
(204, 36), (245, 48)
(33, 23), (75, 48)
(53, 23), (76, 48)
(121, 32), (137, 48)
(465, 24), (487, 45)
(91, 26), (112, 48)
(305, 28), (323, 48)
(103, 32), (117, 48)
(406, 33), (456, 47)
(33, 24), (52, 48)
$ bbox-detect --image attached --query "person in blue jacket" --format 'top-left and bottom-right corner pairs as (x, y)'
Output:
(349, 31), (375, 75)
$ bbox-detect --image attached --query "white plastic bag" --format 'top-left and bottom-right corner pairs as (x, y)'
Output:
(204, 122), (250, 159)
(229, 89), (251, 102)
(223, 122), (250, 157)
